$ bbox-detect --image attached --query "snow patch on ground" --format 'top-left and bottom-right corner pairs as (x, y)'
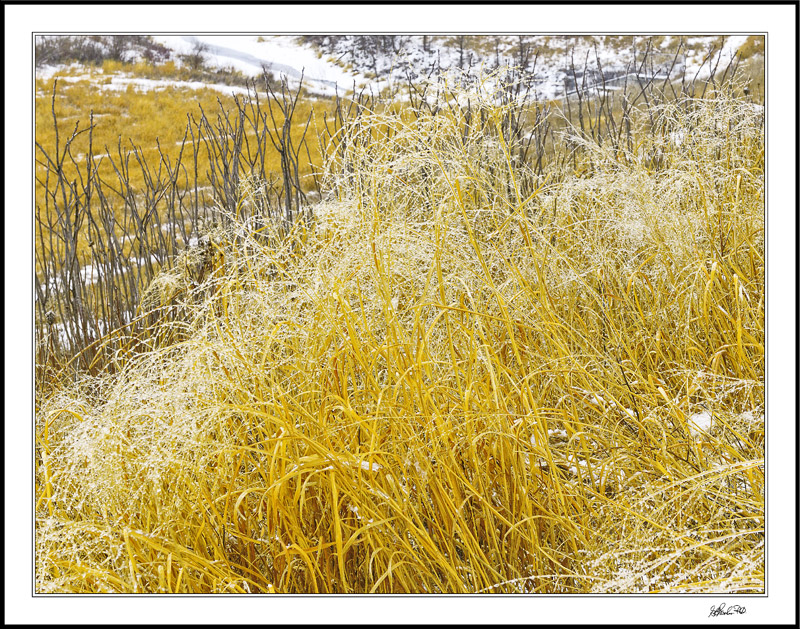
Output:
(688, 410), (714, 438)
(37, 69), (258, 98)
(151, 35), (366, 95)
(37, 62), (84, 80)
(683, 35), (749, 80)
(99, 74), (258, 97)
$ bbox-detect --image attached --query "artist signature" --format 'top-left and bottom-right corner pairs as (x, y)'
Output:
(709, 602), (747, 617)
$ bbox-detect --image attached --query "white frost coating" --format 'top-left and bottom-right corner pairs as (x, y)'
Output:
(670, 130), (686, 147)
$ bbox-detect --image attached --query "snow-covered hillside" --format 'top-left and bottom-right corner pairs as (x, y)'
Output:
(150, 35), (368, 95)
(35, 34), (754, 101)
(149, 34), (750, 100)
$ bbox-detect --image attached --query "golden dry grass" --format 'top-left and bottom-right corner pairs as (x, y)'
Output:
(35, 75), (764, 593)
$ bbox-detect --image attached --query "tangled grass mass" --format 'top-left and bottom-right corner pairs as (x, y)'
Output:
(36, 74), (764, 594)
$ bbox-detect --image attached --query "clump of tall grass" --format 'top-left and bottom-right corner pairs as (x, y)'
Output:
(36, 75), (764, 593)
